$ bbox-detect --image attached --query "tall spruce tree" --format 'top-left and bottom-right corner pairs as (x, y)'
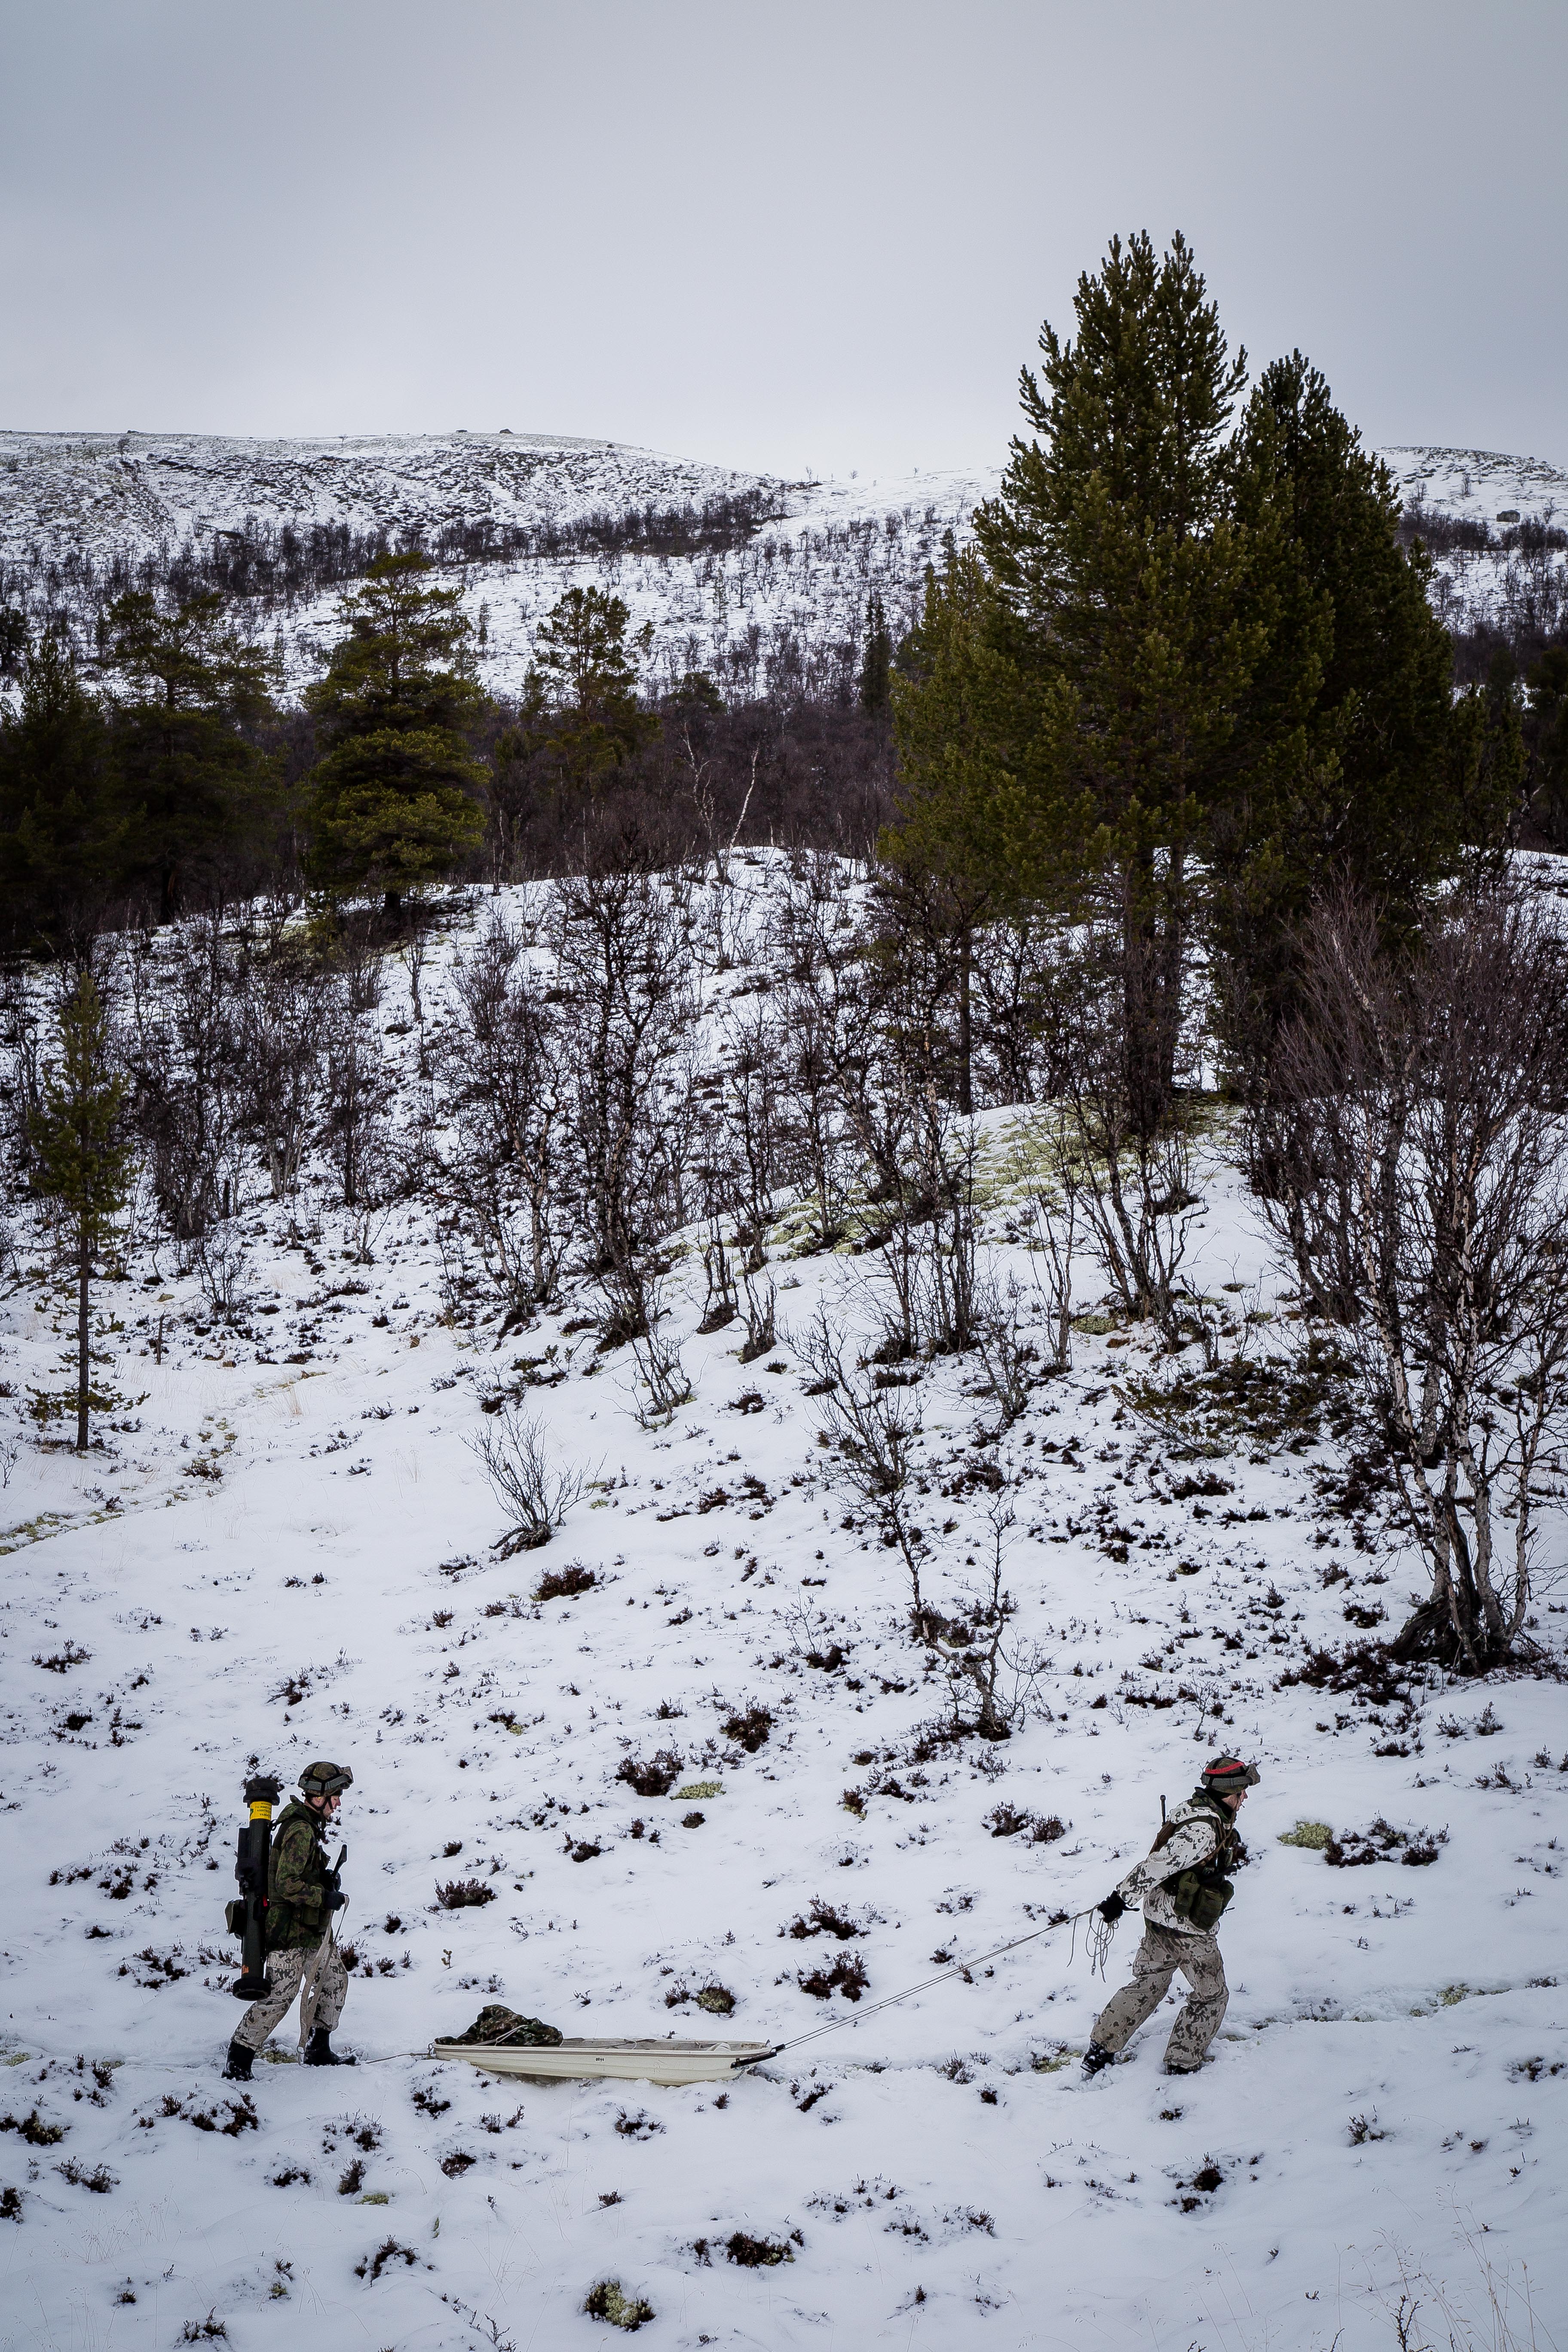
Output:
(105, 591), (279, 923)
(0, 634), (131, 954)
(1212, 355), (1503, 1083)
(305, 553), (488, 919)
(974, 231), (1270, 1132)
(28, 970), (131, 1453)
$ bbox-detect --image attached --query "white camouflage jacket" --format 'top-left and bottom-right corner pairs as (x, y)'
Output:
(1113, 1796), (1228, 1935)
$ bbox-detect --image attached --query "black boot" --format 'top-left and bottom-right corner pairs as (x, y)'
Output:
(303, 2027), (352, 2066)
(223, 2039), (254, 2082)
(1080, 2042), (1117, 2079)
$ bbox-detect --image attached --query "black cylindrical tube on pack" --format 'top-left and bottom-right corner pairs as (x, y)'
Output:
(231, 1773), (282, 2000)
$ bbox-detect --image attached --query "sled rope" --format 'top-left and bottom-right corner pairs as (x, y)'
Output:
(50, 1906), (1112, 2077)
(766, 1904), (1106, 2058)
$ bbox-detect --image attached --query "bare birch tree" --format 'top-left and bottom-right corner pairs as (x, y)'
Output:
(1248, 882), (1568, 1671)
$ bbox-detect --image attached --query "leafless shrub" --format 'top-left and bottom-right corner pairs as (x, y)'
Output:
(696, 1227), (738, 1332)
(629, 1321), (693, 1428)
(334, 918), (384, 1015)
(615, 1749), (682, 1798)
(193, 1230), (254, 1324)
(737, 1270), (777, 1363)
(397, 926), (429, 1068)
(533, 1561), (595, 1602)
(435, 1879), (497, 1910)
(551, 873), (692, 1275)
(770, 947), (858, 1252)
(799, 1308), (928, 1630)
(973, 1275), (1035, 1426)
(1041, 927), (1203, 1331)
(235, 953), (328, 1200)
(933, 1505), (1054, 1738)
(596, 1258), (653, 1351)
(321, 1003), (395, 1213)
(468, 1402), (586, 1556)
(720, 1002), (788, 1255)
(1051, 1098), (1200, 1332)
(606, 1269), (693, 1425)
(119, 923), (246, 1241)
(433, 910), (571, 1320)
(919, 1137), (983, 1356)
(970, 908), (1083, 1106)
(1246, 880), (1568, 1671)
(1021, 1173), (1079, 1372)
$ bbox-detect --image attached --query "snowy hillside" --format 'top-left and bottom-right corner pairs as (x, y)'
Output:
(0, 862), (1564, 2352)
(0, 429), (994, 703)
(1381, 447), (1568, 653)
(0, 430), (773, 563)
(1380, 447), (1568, 530)
(3, 426), (1562, 700)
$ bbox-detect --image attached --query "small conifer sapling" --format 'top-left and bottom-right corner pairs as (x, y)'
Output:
(28, 971), (130, 1452)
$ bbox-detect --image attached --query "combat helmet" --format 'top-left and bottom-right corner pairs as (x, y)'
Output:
(299, 1760), (354, 1799)
(1200, 1755), (1259, 1792)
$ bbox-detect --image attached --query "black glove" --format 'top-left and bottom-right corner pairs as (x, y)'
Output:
(1097, 1893), (1126, 1924)
(327, 1889), (349, 1912)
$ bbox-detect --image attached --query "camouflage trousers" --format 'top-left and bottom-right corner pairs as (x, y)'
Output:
(233, 1939), (348, 2053)
(1091, 1920), (1228, 2072)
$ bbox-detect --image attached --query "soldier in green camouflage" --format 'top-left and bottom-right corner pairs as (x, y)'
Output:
(225, 1762), (353, 2079)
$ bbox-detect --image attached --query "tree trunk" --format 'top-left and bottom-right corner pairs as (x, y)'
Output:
(75, 1224), (90, 1453)
(957, 928), (973, 1118)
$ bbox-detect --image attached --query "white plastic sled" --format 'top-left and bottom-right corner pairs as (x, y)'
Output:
(430, 2035), (778, 2086)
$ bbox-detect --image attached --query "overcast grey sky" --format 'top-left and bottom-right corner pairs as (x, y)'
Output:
(3, 0), (1564, 480)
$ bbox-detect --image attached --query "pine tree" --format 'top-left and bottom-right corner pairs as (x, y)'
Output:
(305, 554), (488, 919)
(974, 231), (1268, 1132)
(1524, 646), (1568, 842)
(1212, 356), (1504, 1083)
(509, 586), (653, 799)
(0, 634), (131, 954)
(530, 585), (641, 714)
(885, 546), (1020, 1112)
(1449, 651), (1525, 856)
(105, 591), (279, 922)
(0, 605), (26, 676)
(858, 591), (893, 715)
(28, 971), (131, 1454)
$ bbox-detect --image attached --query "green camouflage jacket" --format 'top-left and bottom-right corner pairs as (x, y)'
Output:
(266, 1800), (334, 1951)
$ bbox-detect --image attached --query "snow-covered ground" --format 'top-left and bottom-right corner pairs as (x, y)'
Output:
(1, 866), (1564, 2352)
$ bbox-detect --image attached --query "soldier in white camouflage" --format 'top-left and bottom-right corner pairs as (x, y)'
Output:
(1081, 1755), (1259, 2079)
